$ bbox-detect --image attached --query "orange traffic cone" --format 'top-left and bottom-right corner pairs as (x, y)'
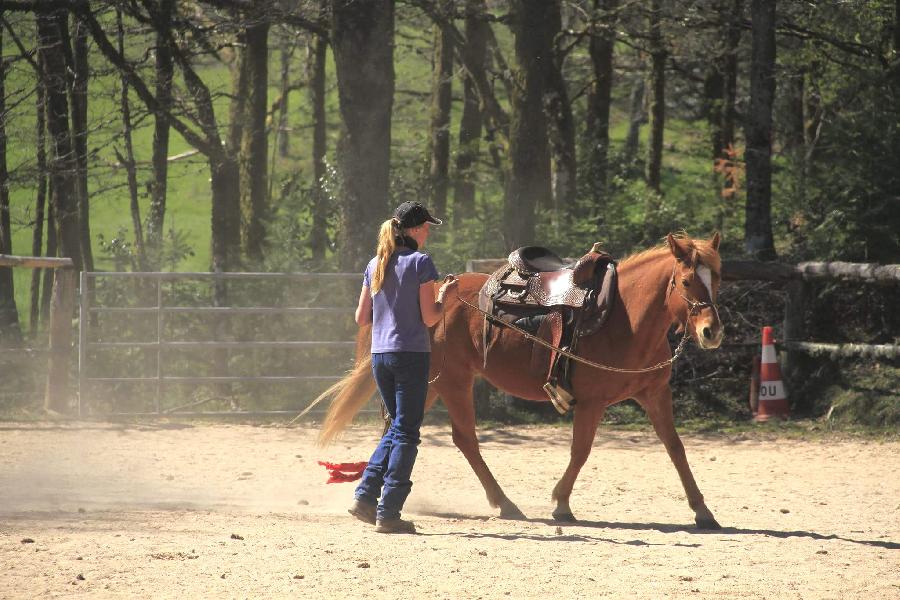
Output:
(755, 326), (789, 421)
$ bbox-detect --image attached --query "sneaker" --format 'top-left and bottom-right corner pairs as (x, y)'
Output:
(375, 517), (416, 534)
(348, 499), (376, 525)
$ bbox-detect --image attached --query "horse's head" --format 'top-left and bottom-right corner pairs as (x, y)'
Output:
(666, 232), (724, 350)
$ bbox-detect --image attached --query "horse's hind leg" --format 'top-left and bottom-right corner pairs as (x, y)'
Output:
(439, 378), (526, 519)
(551, 402), (605, 522)
(635, 385), (721, 529)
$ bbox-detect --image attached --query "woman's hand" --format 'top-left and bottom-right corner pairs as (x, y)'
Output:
(420, 275), (458, 328)
(436, 274), (458, 303)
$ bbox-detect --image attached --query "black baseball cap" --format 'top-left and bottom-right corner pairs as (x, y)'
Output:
(393, 201), (443, 228)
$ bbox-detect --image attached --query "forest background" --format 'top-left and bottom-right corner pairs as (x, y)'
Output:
(0, 0), (897, 424)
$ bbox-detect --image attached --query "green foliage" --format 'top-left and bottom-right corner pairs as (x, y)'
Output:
(98, 229), (138, 272)
(820, 365), (900, 427)
(2, 1), (897, 424)
(158, 228), (198, 273)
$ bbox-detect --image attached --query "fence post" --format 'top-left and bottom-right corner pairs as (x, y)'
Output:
(782, 278), (809, 398)
(77, 270), (89, 417)
(45, 268), (77, 413)
(156, 277), (163, 414)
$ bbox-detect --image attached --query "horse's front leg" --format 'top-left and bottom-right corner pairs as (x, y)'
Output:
(635, 385), (721, 529)
(551, 402), (606, 521)
(439, 379), (526, 519)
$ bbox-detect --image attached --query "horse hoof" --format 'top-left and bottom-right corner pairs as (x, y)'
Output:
(695, 516), (722, 530)
(552, 510), (577, 522)
(499, 502), (526, 520)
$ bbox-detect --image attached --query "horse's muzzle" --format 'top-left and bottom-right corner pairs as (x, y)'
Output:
(694, 318), (724, 349)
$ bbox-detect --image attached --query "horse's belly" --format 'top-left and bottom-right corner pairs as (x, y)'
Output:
(477, 329), (558, 402)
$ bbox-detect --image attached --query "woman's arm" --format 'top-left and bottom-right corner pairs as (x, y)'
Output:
(419, 276), (458, 328)
(355, 285), (373, 326)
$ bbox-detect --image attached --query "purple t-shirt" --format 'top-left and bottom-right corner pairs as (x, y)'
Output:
(364, 249), (440, 353)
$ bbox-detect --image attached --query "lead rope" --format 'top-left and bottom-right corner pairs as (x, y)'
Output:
(427, 304), (447, 385)
(454, 289), (694, 375)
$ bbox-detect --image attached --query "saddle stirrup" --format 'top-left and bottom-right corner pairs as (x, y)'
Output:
(543, 382), (574, 415)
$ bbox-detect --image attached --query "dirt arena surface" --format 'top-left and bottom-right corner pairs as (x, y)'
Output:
(1, 421), (898, 599)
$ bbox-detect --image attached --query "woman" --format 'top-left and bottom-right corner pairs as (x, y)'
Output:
(348, 201), (458, 534)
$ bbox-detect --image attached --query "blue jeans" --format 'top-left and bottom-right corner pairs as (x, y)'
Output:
(354, 352), (430, 520)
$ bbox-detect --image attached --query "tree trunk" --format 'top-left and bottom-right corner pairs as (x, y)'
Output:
(895, 0), (900, 56)
(623, 76), (644, 167)
(0, 25), (22, 343)
(780, 40), (805, 153)
(227, 28), (248, 162)
(332, 0), (394, 270)
(427, 3), (453, 219)
(41, 191), (57, 324)
(645, 0), (666, 193)
(69, 14), (93, 272)
(503, 0), (554, 250)
(278, 35), (292, 158)
(704, 49), (724, 161)
(238, 13), (269, 263)
(544, 2), (576, 226)
(307, 3), (329, 262)
(586, 0), (617, 211)
(31, 57), (48, 333)
(147, 0), (174, 262)
(210, 154), (241, 273)
(744, 0), (777, 260)
(721, 0), (741, 161)
(708, 0), (742, 226)
(116, 8), (145, 270)
(453, 0), (487, 227)
(37, 4), (83, 271)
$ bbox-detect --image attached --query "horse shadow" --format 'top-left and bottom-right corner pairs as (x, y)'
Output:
(421, 511), (900, 550)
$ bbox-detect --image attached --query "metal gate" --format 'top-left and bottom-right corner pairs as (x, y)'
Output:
(77, 271), (378, 418)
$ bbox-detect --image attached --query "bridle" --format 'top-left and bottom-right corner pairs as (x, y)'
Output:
(666, 256), (721, 329)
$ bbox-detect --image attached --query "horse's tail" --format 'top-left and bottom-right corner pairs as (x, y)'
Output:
(317, 336), (377, 447)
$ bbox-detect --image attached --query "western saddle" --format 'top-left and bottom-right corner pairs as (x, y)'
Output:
(478, 242), (618, 414)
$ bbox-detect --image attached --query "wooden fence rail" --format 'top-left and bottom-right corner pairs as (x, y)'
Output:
(723, 260), (900, 284)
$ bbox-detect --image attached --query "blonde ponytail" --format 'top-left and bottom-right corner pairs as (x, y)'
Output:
(370, 218), (399, 296)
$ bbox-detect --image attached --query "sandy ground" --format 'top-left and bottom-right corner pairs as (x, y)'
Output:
(0, 421), (898, 599)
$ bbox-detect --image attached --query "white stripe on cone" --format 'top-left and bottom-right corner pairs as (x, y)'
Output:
(758, 379), (786, 401)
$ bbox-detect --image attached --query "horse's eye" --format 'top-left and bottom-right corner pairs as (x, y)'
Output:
(682, 278), (691, 287)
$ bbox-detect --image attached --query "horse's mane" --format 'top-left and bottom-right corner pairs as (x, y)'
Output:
(619, 232), (721, 273)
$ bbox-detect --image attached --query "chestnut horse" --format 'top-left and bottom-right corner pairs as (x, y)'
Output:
(317, 233), (725, 529)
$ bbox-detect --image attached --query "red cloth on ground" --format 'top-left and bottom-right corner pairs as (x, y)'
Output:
(317, 461), (368, 484)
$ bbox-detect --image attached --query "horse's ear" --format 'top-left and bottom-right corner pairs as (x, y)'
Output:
(710, 231), (721, 251)
(666, 233), (692, 262)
